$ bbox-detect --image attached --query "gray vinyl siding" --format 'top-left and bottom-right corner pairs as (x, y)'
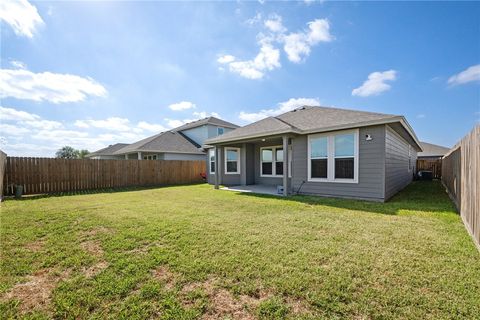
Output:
(162, 152), (205, 161)
(206, 146), (241, 186)
(253, 142), (291, 186)
(292, 125), (386, 201)
(384, 125), (416, 200)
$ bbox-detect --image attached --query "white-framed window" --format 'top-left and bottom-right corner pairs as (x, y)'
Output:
(217, 127), (225, 135)
(209, 149), (215, 174)
(307, 129), (359, 183)
(224, 147), (240, 174)
(260, 146), (285, 177)
(143, 155), (157, 160)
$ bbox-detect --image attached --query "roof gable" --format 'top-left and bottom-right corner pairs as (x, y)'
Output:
(114, 131), (204, 155)
(173, 116), (239, 132)
(87, 143), (129, 157)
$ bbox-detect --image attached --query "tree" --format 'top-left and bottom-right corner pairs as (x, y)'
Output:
(55, 146), (79, 159)
(77, 149), (90, 159)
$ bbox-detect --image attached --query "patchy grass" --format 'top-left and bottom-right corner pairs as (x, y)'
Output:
(0, 181), (479, 319)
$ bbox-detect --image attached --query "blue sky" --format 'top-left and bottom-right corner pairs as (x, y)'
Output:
(1, 0), (479, 156)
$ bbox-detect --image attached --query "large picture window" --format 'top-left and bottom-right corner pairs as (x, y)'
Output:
(334, 134), (354, 179)
(209, 149), (215, 174)
(308, 129), (358, 183)
(224, 147), (240, 174)
(260, 146), (285, 177)
(310, 136), (328, 179)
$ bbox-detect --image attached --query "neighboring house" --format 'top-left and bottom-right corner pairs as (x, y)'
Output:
(87, 143), (129, 159)
(87, 116), (239, 161)
(204, 106), (422, 202)
(418, 142), (450, 160)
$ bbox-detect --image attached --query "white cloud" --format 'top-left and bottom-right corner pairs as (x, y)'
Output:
(168, 101), (196, 111)
(0, 123), (30, 135)
(239, 97), (320, 123)
(0, 68), (107, 103)
(165, 119), (186, 128)
(447, 64), (480, 86)
(218, 15), (332, 78)
(21, 119), (63, 130)
(0, 0), (44, 38)
(165, 111), (222, 128)
(10, 60), (26, 69)
(74, 117), (131, 132)
(283, 19), (332, 63)
(352, 70), (397, 97)
(416, 114), (426, 119)
(193, 111), (220, 119)
(245, 12), (262, 26)
(217, 55), (236, 64)
(0, 106), (40, 121)
(228, 43), (281, 79)
(264, 14), (286, 33)
(137, 121), (167, 132)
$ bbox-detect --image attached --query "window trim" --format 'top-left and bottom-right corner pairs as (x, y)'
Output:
(260, 145), (284, 178)
(224, 147), (240, 175)
(307, 129), (359, 184)
(209, 149), (215, 174)
(143, 154), (157, 160)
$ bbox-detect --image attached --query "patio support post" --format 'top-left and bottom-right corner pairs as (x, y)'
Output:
(137, 152), (142, 160)
(240, 143), (247, 186)
(214, 146), (219, 189)
(125, 154), (128, 159)
(283, 135), (289, 196)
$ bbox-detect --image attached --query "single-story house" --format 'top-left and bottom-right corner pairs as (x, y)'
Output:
(418, 142), (450, 160)
(204, 106), (422, 202)
(87, 143), (129, 159)
(87, 116), (239, 161)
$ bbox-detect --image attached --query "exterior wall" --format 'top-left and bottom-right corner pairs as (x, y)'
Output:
(182, 126), (209, 146)
(163, 152), (205, 161)
(90, 155), (124, 160)
(384, 125), (417, 200)
(253, 141), (291, 187)
(206, 145), (244, 186)
(207, 125), (235, 139)
(292, 125), (386, 201)
(182, 125), (236, 146)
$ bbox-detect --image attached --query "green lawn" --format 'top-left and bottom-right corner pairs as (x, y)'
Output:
(1, 181), (479, 319)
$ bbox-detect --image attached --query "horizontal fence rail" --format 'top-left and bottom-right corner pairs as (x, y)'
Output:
(3, 157), (206, 196)
(416, 159), (442, 179)
(442, 125), (479, 250)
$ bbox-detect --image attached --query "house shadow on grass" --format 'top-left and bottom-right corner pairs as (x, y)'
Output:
(235, 180), (457, 216)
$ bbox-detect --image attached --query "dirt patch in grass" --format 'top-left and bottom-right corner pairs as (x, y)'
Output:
(80, 226), (114, 238)
(24, 239), (45, 252)
(1, 269), (70, 315)
(181, 278), (272, 320)
(82, 261), (109, 278)
(152, 266), (177, 290)
(80, 240), (104, 257)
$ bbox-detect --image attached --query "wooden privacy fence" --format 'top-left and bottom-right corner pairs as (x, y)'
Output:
(442, 125), (479, 250)
(416, 159), (442, 179)
(0, 151), (6, 201)
(3, 157), (206, 196)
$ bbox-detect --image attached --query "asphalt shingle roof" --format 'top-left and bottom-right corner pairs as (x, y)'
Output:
(418, 142), (450, 158)
(172, 116), (239, 132)
(113, 131), (204, 155)
(86, 143), (129, 157)
(206, 106), (404, 144)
